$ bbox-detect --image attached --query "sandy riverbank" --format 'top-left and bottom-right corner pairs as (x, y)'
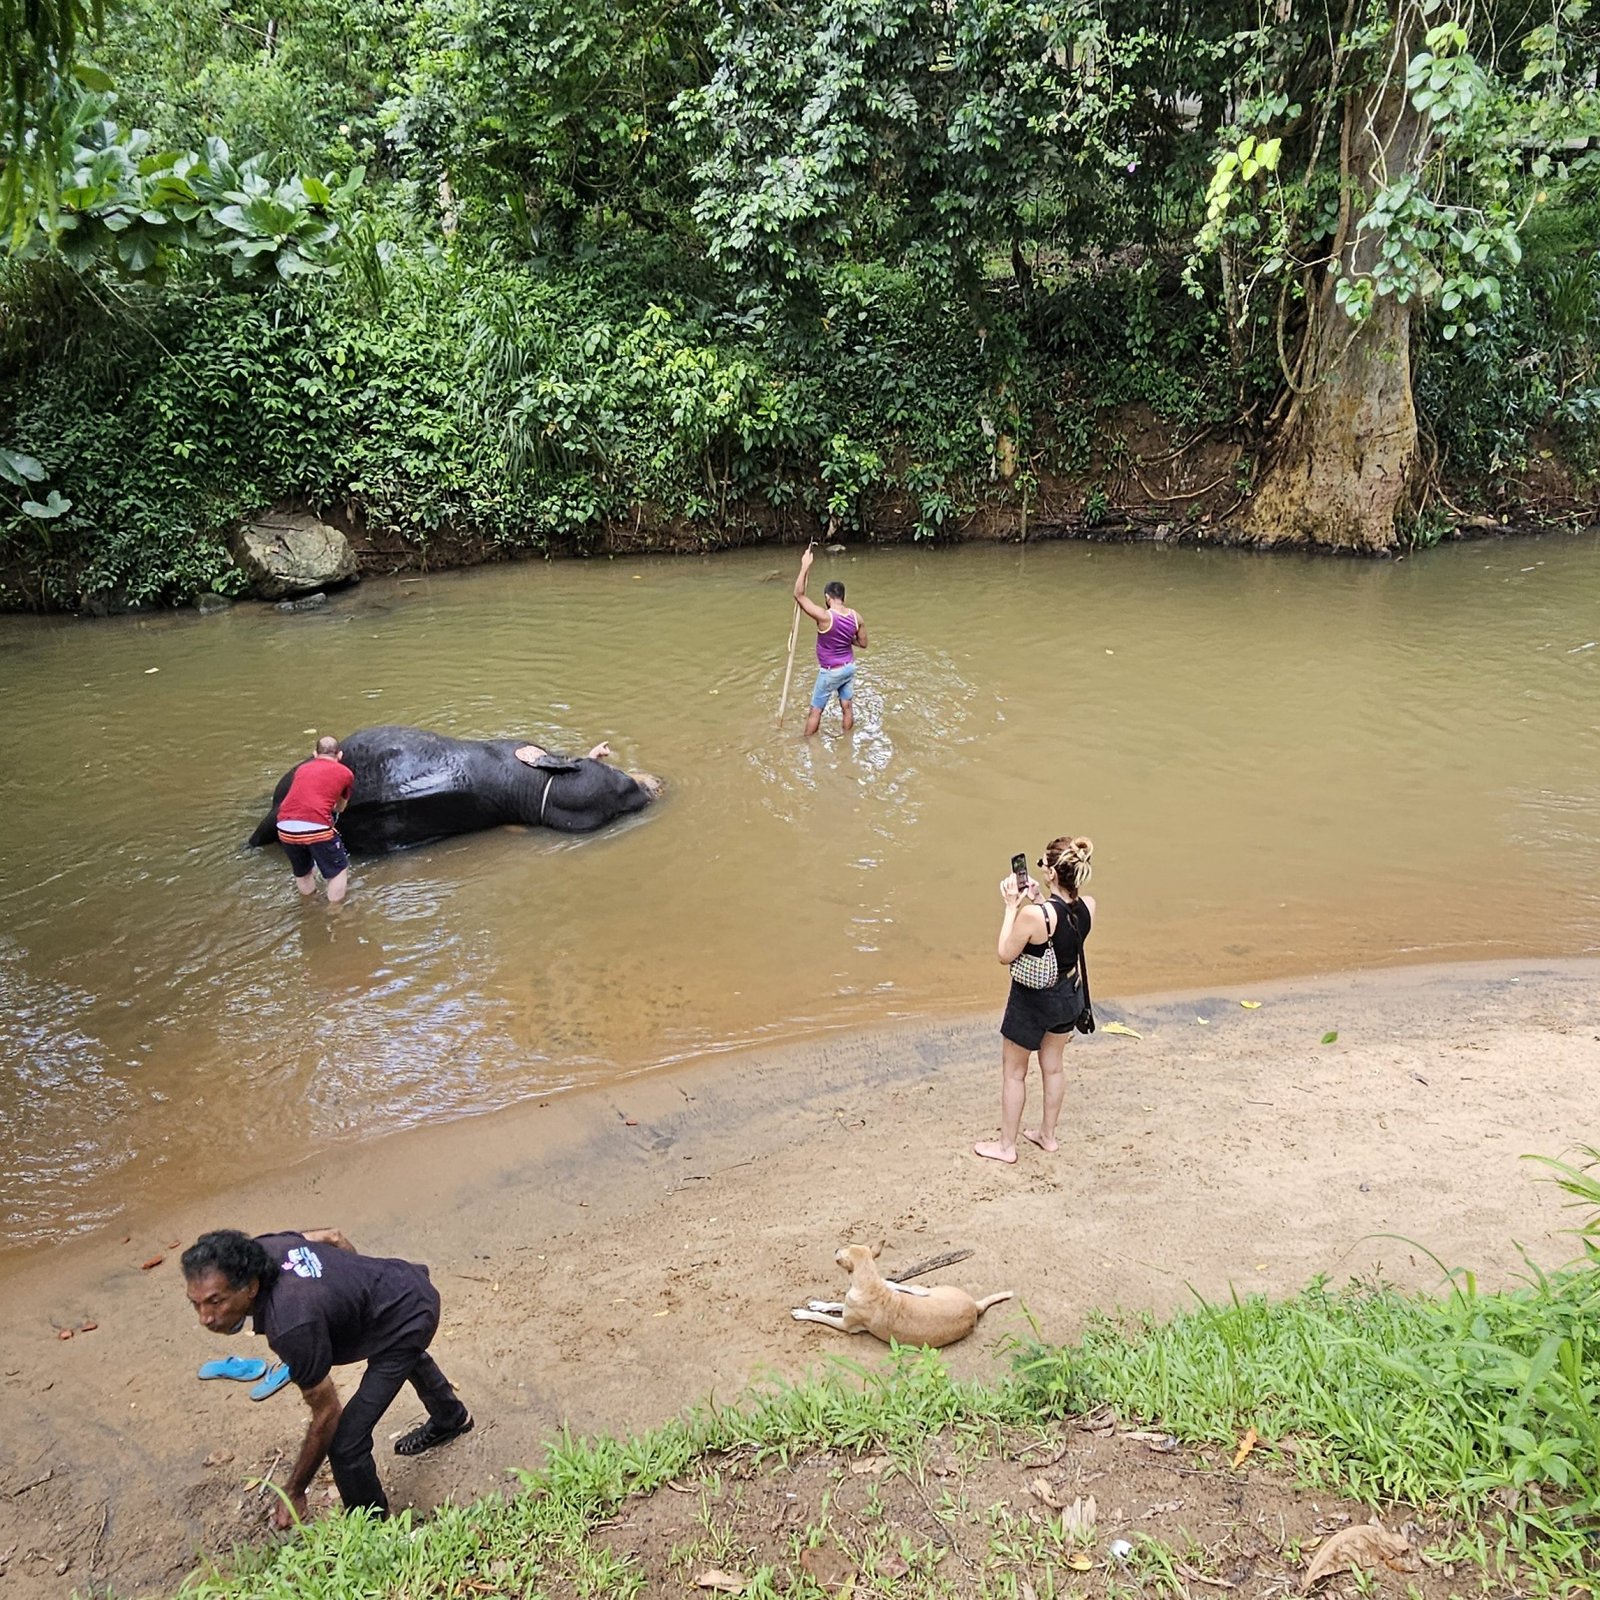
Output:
(1, 958), (1596, 1597)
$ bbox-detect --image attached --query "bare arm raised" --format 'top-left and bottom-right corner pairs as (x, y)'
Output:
(794, 545), (829, 624)
(996, 876), (1050, 964)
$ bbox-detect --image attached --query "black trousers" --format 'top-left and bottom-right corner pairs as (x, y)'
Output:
(327, 1344), (468, 1515)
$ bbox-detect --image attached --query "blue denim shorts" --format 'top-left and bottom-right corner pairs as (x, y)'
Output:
(810, 664), (857, 710)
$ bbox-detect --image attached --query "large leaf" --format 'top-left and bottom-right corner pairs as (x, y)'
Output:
(21, 490), (72, 519)
(0, 447), (47, 487)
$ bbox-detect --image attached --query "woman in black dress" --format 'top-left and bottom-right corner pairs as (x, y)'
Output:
(974, 836), (1095, 1164)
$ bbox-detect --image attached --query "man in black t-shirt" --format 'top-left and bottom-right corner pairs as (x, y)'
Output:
(182, 1227), (473, 1526)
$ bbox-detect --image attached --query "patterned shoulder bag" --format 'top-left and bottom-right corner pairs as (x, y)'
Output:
(1009, 900), (1059, 990)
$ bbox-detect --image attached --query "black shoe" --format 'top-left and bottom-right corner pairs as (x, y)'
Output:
(394, 1412), (474, 1457)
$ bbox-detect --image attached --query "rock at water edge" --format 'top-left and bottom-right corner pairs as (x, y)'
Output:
(228, 512), (357, 600)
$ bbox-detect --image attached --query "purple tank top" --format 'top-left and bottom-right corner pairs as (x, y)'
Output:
(816, 609), (859, 669)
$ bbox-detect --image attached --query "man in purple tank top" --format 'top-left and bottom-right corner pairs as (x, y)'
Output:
(794, 545), (870, 736)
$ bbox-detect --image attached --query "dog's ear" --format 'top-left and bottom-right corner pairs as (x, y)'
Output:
(871, 1240), (883, 1259)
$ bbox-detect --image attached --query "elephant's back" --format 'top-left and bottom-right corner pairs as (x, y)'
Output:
(343, 726), (479, 802)
(339, 726), (512, 851)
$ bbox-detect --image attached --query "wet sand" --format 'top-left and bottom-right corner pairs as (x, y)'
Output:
(1, 958), (1597, 1597)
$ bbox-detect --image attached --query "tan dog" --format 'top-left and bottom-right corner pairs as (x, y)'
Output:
(790, 1243), (1012, 1348)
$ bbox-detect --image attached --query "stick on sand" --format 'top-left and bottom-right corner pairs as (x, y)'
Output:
(885, 1247), (975, 1283)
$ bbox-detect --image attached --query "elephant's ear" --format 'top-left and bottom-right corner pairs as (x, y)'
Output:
(531, 757), (582, 774)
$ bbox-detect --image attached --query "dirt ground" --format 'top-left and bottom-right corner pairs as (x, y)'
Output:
(586, 1419), (1484, 1600)
(0, 958), (1595, 1598)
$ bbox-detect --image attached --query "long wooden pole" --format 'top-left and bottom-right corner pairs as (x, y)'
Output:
(775, 592), (803, 727)
(776, 529), (828, 726)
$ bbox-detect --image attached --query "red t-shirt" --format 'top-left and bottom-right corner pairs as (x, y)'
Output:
(278, 757), (354, 827)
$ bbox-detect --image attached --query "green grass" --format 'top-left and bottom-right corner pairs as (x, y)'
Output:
(1012, 1262), (1600, 1590)
(175, 1247), (1600, 1597)
(178, 1349), (1033, 1598)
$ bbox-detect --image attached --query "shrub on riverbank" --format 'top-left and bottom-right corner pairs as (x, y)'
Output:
(180, 1261), (1600, 1598)
(5, 225), (1593, 612)
(1, 233), (1248, 609)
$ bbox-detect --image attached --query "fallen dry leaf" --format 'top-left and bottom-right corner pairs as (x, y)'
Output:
(1029, 1475), (1065, 1509)
(1101, 1020), (1142, 1038)
(1143, 1498), (1184, 1517)
(1029, 1481), (1097, 1533)
(799, 1545), (857, 1593)
(848, 1454), (890, 1476)
(1065, 1552), (1095, 1571)
(1122, 1428), (1178, 1453)
(1231, 1427), (1259, 1469)
(1300, 1523), (1413, 1591)
(694, 1570), (745, 1594)
(1240, 1000), (1262, 1009)
(202, 1450), (235, 1468)
(140, 1255), (164, 1271)
(878, 1553), (909, 1581)
(1063, 1495), (1097, 1536)
(1176, 1560), (1236, 1589)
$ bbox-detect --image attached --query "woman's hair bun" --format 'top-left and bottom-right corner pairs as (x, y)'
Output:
(1044, 834), (1094, 890)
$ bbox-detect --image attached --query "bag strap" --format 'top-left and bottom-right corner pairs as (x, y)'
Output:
(1073, 904), (1092, 1004)
(1054, 896), (1090, 993)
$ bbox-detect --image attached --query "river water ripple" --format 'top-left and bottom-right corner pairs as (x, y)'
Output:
(2, 534), (1598, 1252)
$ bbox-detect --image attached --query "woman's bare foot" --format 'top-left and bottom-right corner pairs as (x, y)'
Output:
(1022, 1128), (1059, 1153)
(973, 1140), (1017, 1164)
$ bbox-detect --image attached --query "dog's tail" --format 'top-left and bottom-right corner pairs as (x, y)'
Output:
(975, 1291), (1014, 1316)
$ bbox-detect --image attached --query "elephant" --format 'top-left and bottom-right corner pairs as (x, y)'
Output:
(247, 725), (663, 855)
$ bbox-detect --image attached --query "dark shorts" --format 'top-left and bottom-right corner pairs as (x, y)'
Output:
(281, 833), (350, 880)
(1000, 977), (1084, 1052)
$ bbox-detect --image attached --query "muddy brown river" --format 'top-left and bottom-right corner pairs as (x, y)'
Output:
(2, 534), (1598, 1256)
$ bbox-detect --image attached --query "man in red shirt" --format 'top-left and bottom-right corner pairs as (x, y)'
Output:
(275, 736), (355, 903)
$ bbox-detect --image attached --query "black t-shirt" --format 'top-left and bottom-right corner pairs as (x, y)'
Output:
(250, 1233), (441, 1390)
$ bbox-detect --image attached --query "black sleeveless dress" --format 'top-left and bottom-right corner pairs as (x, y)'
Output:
(1000, 895), (1091, 1050)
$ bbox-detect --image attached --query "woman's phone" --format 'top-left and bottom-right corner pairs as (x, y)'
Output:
(1010, 853), (1029, 891)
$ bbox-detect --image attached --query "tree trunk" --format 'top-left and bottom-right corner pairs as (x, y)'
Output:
(1243, 284), (1418, 551)
(1244, 9), (1436, 552)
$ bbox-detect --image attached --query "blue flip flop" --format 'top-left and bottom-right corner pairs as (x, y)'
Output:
(250, 1362), (292, 1401)
(198, 1356), (268, 1383)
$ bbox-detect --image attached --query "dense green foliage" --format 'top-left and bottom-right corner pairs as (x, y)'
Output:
(1, 0), (1596, 605)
